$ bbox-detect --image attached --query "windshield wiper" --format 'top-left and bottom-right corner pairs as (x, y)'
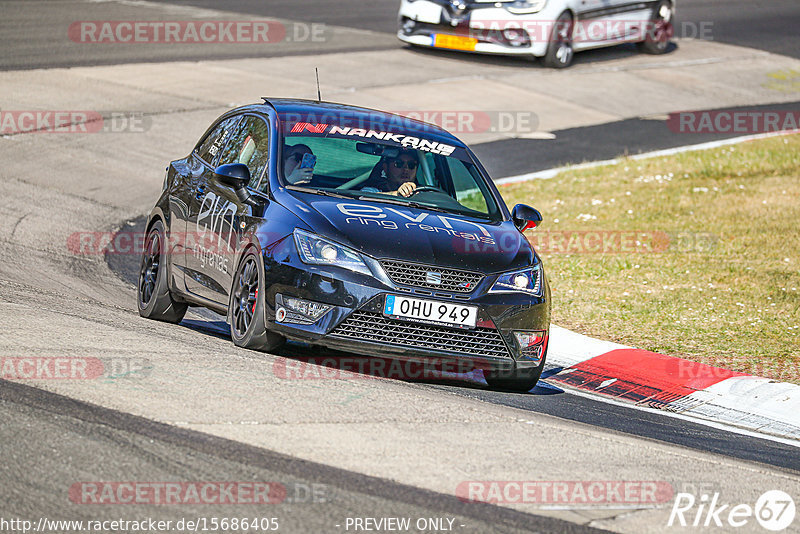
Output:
(286, 185), (356, 199)
(357, 195), (451, 213)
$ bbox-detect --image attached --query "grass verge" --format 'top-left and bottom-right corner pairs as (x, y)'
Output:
(500, 133), (800, 383)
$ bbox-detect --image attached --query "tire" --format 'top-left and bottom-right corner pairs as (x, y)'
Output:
(137, 220), (187, 323)
(543, 11), (574, 69)
(229, 249), (285, 352)
(484, 361), (545, 393)
(637, 0), (674, 55)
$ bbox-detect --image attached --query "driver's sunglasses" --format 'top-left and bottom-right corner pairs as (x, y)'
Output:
(392, 159), (418, 170)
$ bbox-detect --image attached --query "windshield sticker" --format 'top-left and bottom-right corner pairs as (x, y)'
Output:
(208, 127), (231, 158)
(287, 122), (456, 156)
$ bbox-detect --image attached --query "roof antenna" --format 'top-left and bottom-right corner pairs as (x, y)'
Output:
(315, 68), (322, 103)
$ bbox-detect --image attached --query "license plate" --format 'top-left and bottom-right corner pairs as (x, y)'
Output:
(384, 295), (478, 329)
(432, 34), (477, 51)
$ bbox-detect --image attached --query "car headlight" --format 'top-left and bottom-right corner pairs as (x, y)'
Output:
(293, 229), (371, 276)
(489, 263), (543, 296)
(506, 0), (547, 14)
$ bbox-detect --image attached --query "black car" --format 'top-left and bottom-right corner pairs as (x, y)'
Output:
(138, 98), (551, 391)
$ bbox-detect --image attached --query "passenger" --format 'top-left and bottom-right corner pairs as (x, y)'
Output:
(283, 144), (315, 184)
(361, 149), (419, 197)
(237, 131), (269, 182)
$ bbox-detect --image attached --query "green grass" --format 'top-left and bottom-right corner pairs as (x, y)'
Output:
(500, 134), (800, 382)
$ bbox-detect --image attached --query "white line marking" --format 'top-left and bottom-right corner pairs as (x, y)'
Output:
(495, 129), (800, 186)
(598, 378), (618, 388)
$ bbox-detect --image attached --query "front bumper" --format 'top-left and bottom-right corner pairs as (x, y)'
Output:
(397, 1), (554, 57)
(398, 24), (541, 56)
(261, 237), (551, 372)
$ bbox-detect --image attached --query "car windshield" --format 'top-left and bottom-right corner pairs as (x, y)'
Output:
(281, 133), (502, 222)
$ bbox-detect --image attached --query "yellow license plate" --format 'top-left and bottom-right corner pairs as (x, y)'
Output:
(433, 34), (477, 51)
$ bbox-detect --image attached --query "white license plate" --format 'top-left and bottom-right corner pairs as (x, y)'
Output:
(383, 295), (478, 329)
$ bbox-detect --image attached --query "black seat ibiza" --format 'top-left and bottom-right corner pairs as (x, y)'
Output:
(138, 98), (551, 391)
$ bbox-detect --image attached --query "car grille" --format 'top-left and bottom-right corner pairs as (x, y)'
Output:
(380, 260), (483, 294)
(330, 311), (511, 359)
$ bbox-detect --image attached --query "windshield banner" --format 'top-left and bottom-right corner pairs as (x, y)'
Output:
(279, 112), (467, 159)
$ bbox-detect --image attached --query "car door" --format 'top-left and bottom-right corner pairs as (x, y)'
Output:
(575, 0), (646, 46)
(165, 156), (199, 292)
(183, 114), (241, 301)
(608, 0), (656, 44)
(573, 0), (614, 46)
(185, 114), (271, 305)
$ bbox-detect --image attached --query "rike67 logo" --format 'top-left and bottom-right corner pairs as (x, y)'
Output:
(669, 490), (796, 531)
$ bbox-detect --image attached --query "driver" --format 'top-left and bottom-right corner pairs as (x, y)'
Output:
(361, 149), (419, 197)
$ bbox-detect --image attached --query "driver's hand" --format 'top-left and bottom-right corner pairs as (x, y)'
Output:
(396, 182), (417, 198)
(287, 166), (313, 185)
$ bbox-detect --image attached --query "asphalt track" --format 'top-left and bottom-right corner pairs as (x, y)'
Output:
(3, 0), (795, 69)
(1, 380), (604, 534)
(2, 0), (798, 177)
(2, 1), (800, 532)
(473, 100), (800, 177)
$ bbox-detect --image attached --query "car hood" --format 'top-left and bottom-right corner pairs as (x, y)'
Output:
(284, 191), (534, 274)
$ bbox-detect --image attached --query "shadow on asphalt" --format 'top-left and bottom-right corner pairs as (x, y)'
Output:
(179, 314), (564, 395)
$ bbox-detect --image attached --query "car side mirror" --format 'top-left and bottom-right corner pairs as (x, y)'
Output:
(213, 163), (262, 207)
(512, 204), (542, 232)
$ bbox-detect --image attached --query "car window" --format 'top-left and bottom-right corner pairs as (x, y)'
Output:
(218, 115), (270, 188)
(288, 137), (374, 179)
(447, 157), (490, 214)
(283, 134), (501, 221)
(195, 115), (241, 166)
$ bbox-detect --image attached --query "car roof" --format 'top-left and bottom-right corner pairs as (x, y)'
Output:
(253, 97), (466, 148)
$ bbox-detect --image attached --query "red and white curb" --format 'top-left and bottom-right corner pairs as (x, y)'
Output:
(504, 132), (800, 444)
(544, 326), (800, 443)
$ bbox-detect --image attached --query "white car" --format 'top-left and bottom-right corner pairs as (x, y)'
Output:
(397, 0), (675, 68)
